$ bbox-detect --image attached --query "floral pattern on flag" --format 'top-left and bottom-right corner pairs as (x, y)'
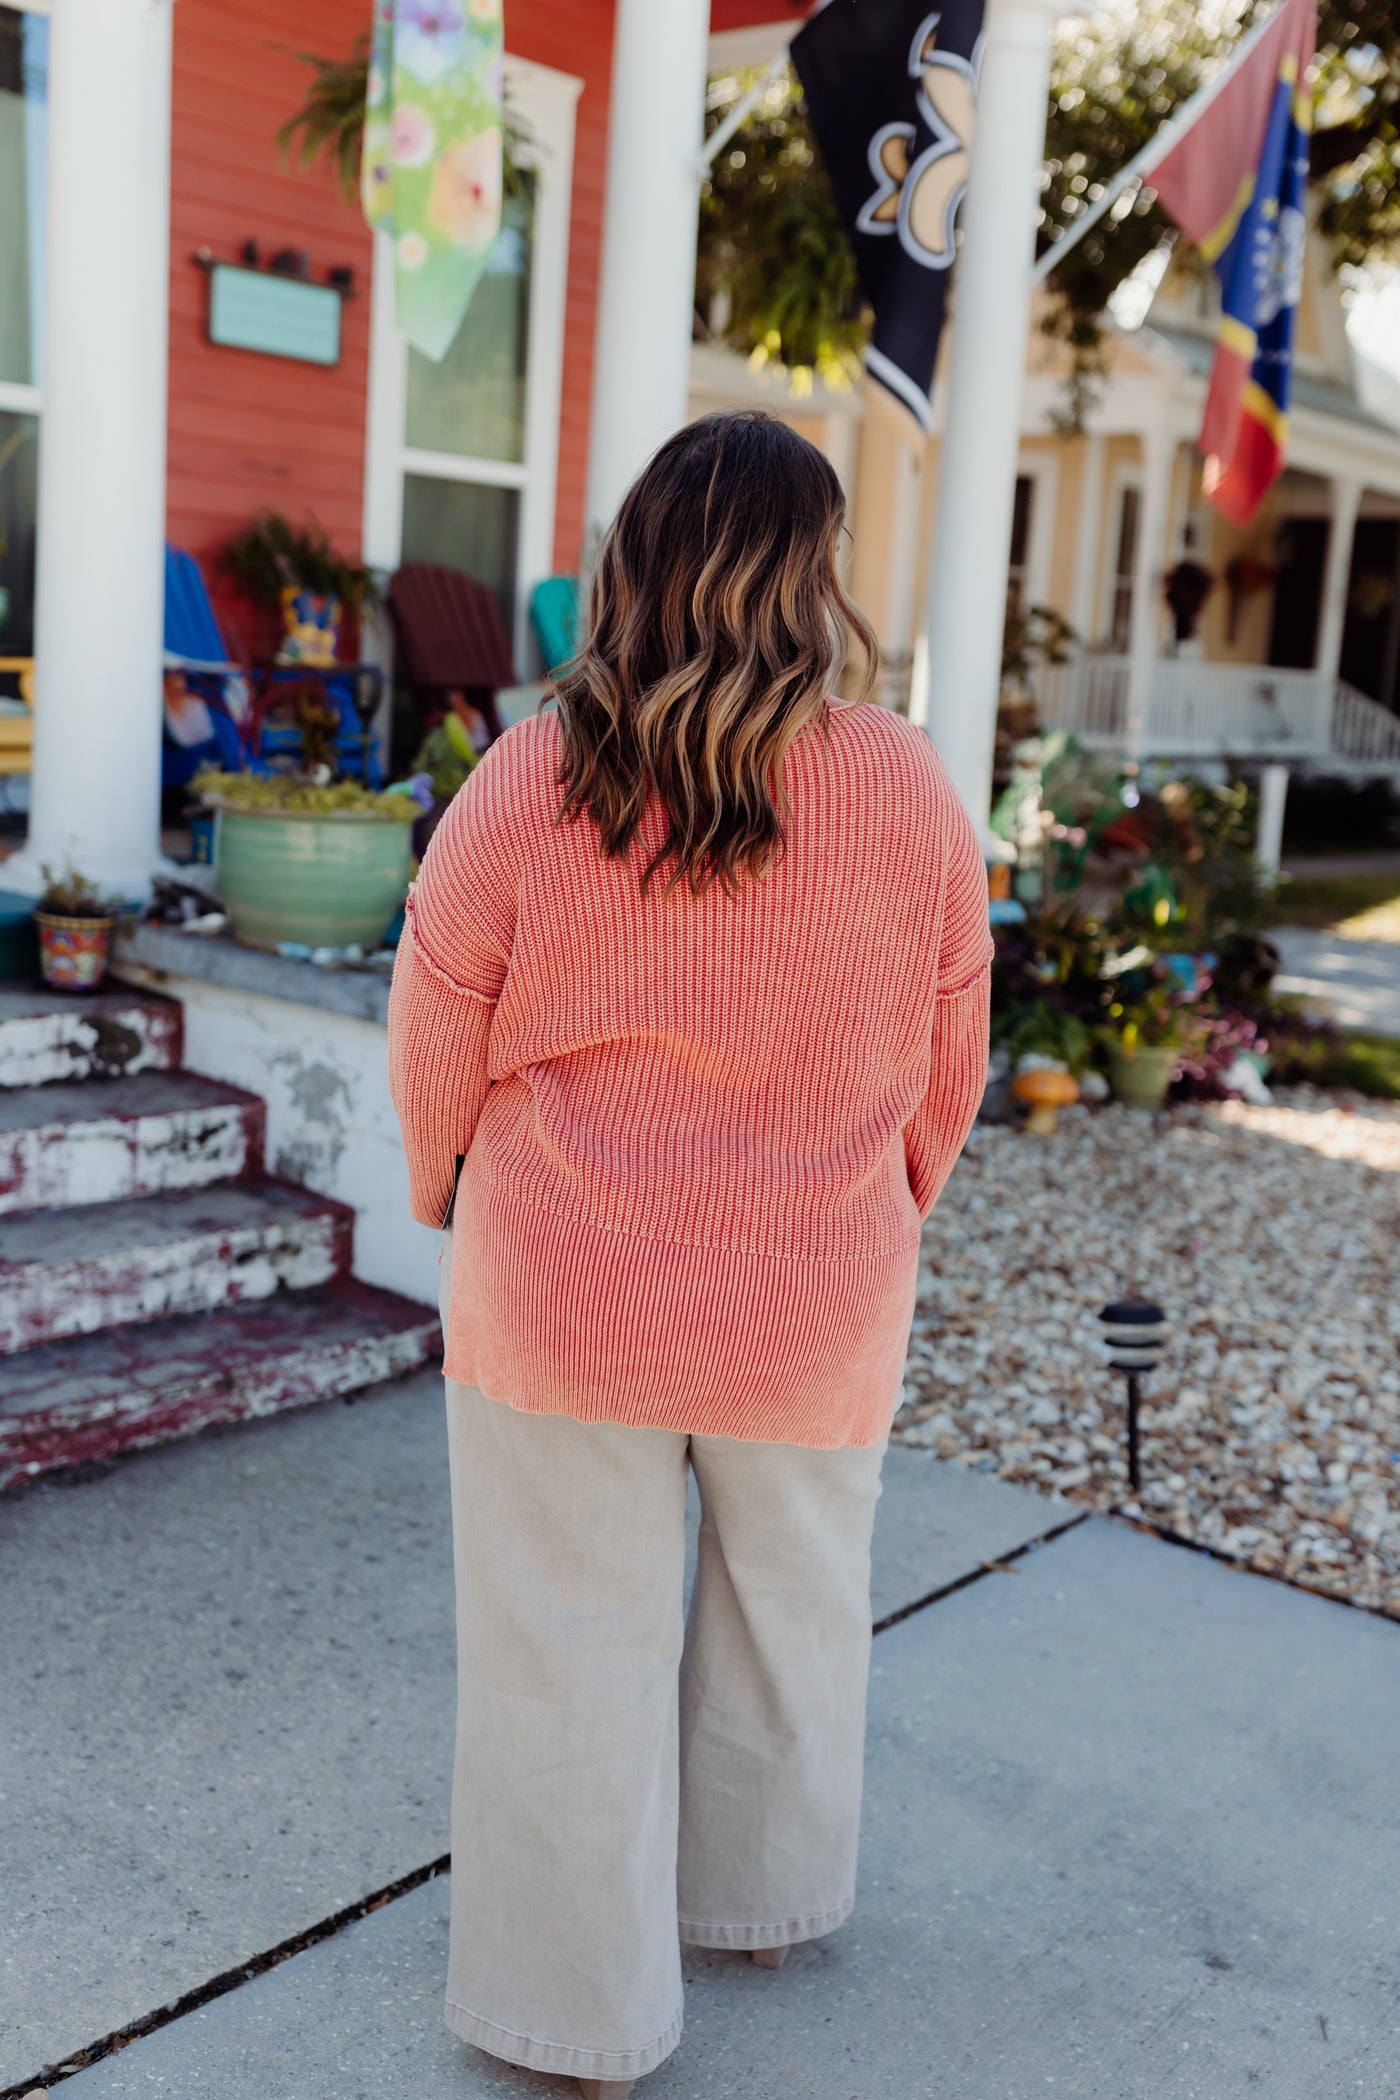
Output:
(361, 0), (504, 362)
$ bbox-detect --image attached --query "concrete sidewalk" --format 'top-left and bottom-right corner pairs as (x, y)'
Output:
(6, 1370), (1399, 2098)
(1, 1366), (1063, 2090)
(1271, 925), (1400, 1036)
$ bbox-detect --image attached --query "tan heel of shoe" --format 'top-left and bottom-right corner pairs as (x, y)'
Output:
(751, 1945), (790, 1969)
(577, 2082), (634, 2099)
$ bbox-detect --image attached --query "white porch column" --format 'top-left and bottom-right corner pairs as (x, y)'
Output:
(585, 0), (711, 533)
(912, 0), (1084, 828)
(1314, 474), (1363, 683)
(1255, 761), (1288, 879)
(1123, 425), (1174, 764)
(8, 0), (174, 901)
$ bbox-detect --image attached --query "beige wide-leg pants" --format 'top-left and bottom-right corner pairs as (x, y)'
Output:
(441, 1274), (890, 2082)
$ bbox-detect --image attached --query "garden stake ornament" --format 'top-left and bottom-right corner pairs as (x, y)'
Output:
(1098, 1299), (1169, 1493)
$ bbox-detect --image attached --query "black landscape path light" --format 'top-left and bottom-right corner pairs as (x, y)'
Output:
(1098, 1298), (1169, 1492)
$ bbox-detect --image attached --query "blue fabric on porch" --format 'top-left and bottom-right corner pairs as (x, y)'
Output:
(162, 546), (244, 789)
(529, 576), (577, 677)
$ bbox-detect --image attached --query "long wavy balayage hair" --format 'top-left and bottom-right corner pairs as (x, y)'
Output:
(554, 411), (877, 895)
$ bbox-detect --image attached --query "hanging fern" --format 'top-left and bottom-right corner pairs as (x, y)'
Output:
(697, 66), (869, 392)
(277, 37), (536, 220)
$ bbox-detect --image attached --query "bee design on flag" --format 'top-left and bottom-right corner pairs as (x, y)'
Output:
(857, 11), (981, 271)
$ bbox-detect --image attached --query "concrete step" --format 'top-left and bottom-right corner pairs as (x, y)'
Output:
(0, 1180), (354, 1354)
(0, 984), (183, 1088)
(0, 1069), (264, 1217)
(0, 1280), (442, 1488)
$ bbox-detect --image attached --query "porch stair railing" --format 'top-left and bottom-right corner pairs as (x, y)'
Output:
(1033, 656), (1400, 771)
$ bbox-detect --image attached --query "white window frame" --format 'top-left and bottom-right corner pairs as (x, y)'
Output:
(1100, 463), (1144, 652)
(361, 52), (581, 675)
(0, 0), (49, 422)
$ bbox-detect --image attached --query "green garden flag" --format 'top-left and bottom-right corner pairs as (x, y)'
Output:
(361, 0), (505, 362)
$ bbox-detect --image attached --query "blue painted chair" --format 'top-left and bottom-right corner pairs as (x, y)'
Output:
(529, 576), (578, 677)
(162, 546), (247, 789)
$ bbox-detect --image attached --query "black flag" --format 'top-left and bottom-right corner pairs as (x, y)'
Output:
(792, 0), (985, 430)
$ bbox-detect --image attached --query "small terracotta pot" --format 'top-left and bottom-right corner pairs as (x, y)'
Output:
(35, 910), (117, 992)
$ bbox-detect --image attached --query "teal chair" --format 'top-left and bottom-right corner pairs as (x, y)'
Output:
(530, 576), (578, 676)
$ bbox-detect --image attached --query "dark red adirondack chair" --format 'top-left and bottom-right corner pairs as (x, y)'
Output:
(387, 563), (517, 747)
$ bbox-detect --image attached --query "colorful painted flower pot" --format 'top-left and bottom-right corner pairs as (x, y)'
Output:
(35, 911), (117, 992)
(1107, 1043), (1180, 1112)
(214, 807), (412, 951)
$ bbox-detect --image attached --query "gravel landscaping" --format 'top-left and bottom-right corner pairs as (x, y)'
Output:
(898, 1089), (1400, 1619)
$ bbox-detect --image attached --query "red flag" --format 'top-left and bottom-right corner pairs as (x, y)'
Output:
(1147, 0), (1317, 522)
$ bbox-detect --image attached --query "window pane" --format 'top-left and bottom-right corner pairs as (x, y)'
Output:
(0, 408), (39, 660)
(1115, 486), (1140, 578)
(0, 7), (47, 387)
(1009, 476), (1033, 571)
(401, 474), (520, 637)
(404, 191), (534, 464)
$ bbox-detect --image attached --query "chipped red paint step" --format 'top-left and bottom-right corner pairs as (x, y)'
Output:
(0, 984), (183, 1089)
(0, 1179), (354, 1354)
(0, 1279), (442, 1488)
(0, 1070), (264, 1216)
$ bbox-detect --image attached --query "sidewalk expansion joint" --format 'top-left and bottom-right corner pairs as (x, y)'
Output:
(10, 1506), (1093, 2094)
(2, 1855), (451, 2099)
(1108, 1508), (1400, 1628)
(871, 1508), (1090, 1636)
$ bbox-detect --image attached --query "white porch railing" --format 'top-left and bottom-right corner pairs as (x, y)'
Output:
(1033, 656), (1400, 770)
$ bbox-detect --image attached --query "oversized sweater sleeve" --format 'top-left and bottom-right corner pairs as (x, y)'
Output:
(387, 750), (518, 1229)
(904, 793), (994, 1219)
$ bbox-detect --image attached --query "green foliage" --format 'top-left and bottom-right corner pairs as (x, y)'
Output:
(1002, 603), (1077, 690)
(695, 4), (1400, 420)
(1041, 2), (1231, 329)
(221, 512), (382, 615)
(1294, 1028), (1400, 1100)
(1006, 1001), (1094, 1074)
(411, 713), (479, 803)
(194, 770), (416, 820)
(1106, 979), (1207, 1052)
(36, 866), (118, 918)
(1269, 868), (1400, 938)
(697, 68), (869, 388)
(1040, 0), (1400, 419)
(277, 38), (535, 220)
(1110, 777), (1273, 956)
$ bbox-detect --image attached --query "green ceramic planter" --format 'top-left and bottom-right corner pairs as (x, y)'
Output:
(214, 807), (412, 951)
(1107, 1042), (1180, 1112)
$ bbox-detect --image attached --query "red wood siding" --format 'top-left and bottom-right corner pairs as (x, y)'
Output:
(166, 0), (614, 640)
(167, 0), (375, 648)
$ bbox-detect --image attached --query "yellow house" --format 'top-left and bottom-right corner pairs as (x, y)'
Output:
(689, 236), (1400, 775)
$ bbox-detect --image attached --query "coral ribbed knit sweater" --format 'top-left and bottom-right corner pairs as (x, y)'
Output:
(388, 702), (991, 1448)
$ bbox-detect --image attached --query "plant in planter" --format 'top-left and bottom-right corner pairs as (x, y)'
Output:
(1104, 982), (1206, 1112)
(221, 513), (382, 669)
(195, 769), (415, 952)
(34, 868), (122, 992)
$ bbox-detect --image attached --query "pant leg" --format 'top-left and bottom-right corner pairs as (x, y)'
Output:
(444, 1371), (691, 2080)
(676, 1429), (888, 1950)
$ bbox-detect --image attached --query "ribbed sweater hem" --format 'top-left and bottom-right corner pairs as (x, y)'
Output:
(445, 1178), (920, 1450)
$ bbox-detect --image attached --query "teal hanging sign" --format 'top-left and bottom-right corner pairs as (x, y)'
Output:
(206, 264), (343, 367)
